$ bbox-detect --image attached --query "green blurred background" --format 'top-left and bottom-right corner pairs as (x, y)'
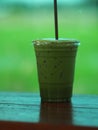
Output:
(0, 0), (98, 94)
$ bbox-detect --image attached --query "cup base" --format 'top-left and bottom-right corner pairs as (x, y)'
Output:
(41, 98), (71, 103)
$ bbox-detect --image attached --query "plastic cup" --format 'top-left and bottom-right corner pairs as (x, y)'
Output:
(33, 38), (80, 102)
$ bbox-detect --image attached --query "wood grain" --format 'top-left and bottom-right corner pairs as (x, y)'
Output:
(0, 92), (98, 129)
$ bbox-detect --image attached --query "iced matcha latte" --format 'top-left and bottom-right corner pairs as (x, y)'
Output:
(33, 39), (80, 102)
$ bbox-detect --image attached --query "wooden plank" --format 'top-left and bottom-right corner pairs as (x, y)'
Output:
(0, 92), (98, 128)
(0, 121), (98, 130)
(0, 92), (98, 108)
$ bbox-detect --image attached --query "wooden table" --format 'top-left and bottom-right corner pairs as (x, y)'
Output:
(0, 92), (98, 130)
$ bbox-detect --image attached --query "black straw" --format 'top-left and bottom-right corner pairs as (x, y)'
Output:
(54, 0), (58, 40)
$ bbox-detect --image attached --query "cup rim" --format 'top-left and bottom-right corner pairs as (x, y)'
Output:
(32, 38), (80, 46)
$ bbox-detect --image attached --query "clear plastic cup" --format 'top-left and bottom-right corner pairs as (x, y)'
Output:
(33, 38), (80, 102)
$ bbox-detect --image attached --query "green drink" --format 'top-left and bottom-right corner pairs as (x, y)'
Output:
(33, 38), (80, 102)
